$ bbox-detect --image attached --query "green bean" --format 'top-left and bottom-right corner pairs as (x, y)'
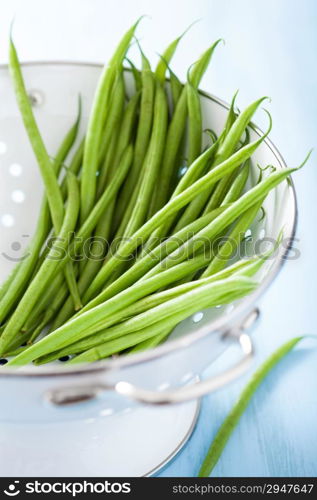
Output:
(68, 276), (256, 364)
(52, 98), (140, 329)
(125, 58), (142, 91)
(23, 272), (65, 333)
(110, 91), (141, 168)
(221, 160), (250, 204)
(5, 254), (218, 365)
(0, 263), (21, 304)
(96, 71), (126, 196)
(28, 143), (132, 332)
(129, 329), (172, 353)
(187, 75), (202, 165)
(154, 40), (223, 210)
(107, 90), (140, 237)
(115, 52), (155, 223)
(0, 202), (50, 328)
(39, 274), (257, 366)
(0, 106), (81, 324)
(41, 253), (267, 363)
(77, 206), (227, 316)
(9, 38), (64, 230)
(66, 209), (227, 321)
(0, 172), (80, 355)
(80, 20), (139, 223)
(78, 71), (125, 271)
(142, 135), (221, 251)
(169, 68), (183, 110)
(154, 23), (196, 83)
(37, 255), (216, 363)
(9, 39), (83, 309)
(220, 90), (239, 141)
(70, 322), (178, 364)
(121, 80), (168, 239)
(140, 163), (294, 282)
(202, 132), (251, 215)
(201, 200), (263, 277)
(83, 126), (271, 302)
(198, 336), (306, 477)
(173, 98), (267, 232)
(43, 143), (133, 326)
(18, 133), (85, 330)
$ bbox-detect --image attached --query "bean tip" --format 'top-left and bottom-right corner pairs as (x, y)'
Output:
(261, 108), (273, 137)
(9, 16), (16, 44)
(296, 149), (313, 170)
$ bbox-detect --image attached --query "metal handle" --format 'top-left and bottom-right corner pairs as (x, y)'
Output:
(114, 330), (254, 405)
(46, 327), (255, 407)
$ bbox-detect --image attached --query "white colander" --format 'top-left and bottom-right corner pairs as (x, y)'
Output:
(0, 63), (296, 476)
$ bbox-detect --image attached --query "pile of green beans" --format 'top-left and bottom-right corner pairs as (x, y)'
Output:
(0, 21), (305, 367)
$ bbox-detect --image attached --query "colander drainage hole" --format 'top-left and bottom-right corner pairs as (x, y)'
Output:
(11, 189), (25, 203)
(0, 141), (7, 155)
(9, 163), (23, 177)
(59, 356), (71, 362)
(0, 359), (8, 365)
(192, 311), (204, 323)
(1, 214), (15, 227)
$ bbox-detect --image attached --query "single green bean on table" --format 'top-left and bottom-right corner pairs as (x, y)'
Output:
(198, 336), (308, 477)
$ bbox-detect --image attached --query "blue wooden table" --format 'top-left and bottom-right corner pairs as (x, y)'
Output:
(158, 0), (317, 477)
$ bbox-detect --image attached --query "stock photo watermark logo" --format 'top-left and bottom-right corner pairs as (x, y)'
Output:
(3, 481), (20, 497)
(1, 232), (301, 266)
(2, 480), (131, 497)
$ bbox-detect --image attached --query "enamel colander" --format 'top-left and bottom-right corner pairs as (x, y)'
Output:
(0, 62), (296, 476)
